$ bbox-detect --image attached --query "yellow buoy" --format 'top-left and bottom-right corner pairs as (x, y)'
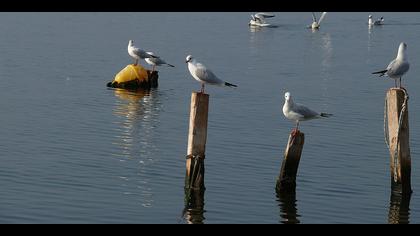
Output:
(114, 64), (149, 83)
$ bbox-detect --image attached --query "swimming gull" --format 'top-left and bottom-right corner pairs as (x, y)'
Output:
(309, 12), (327, 29)
(249, 13), (275, 27)
(369, 15), (384, 26)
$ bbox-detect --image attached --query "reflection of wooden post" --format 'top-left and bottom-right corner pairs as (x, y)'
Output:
(276, 130), (305, 193)
(386, 88), (411, 194)
(183, 188), (205, 224)
(185, 92), (209, 191)
(388, 184), (411, 224)
(276, 191), (300, 224)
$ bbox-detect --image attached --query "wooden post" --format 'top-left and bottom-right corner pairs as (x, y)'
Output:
(148, 71), (159, 88)
(276, 130), (305, 193)
(385, 88), (412, 194)
(183, 92), (208, 224)
(185, 92), (209, 191)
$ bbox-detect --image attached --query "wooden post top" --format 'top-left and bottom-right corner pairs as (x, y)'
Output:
(388, 87), (408, 93)
(191, 92), (210, 97)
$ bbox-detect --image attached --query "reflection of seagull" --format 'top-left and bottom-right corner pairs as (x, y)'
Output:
(309, 12), (327, 29)
(127, 40), (158, 66)
(369, 15), (384, 26)
(144, 52), (175, 72)
(372, 42), (409, 88)
(249, 12), (275, 27)
(186, 55), (237, 94)
(282, 92), (332, 135)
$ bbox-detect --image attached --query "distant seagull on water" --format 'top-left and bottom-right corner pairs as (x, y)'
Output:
(249, 13), (275, 27)
(186, 55), (237, 94)
(368, 15), (384, 26)
(372, 42), (409, 88)
(282, 92), (332, 135)
(144, 52), (175, 72)
(127, 40), (158, 66)
(309, 12), (327, 29)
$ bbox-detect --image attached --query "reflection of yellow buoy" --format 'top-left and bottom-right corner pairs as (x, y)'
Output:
(107, 64), (159, 90)
(114, 88), (150, 103)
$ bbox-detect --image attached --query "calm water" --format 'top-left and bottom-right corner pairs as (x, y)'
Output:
(1, 12), (420, 223)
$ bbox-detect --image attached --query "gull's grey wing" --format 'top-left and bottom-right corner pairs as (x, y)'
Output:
(194, 63), (224, 85)
(294, 103), (320, 119)
(255, 12), (275, 19)
(149, 57), (167, 65)
(312, 12), (317, 22)
(133, 49), (158, 58)
(386, 59), (397, 72)
(387, 60), (409, 78)
(318, 12), (327, 25)
(132, 47), (148, 58)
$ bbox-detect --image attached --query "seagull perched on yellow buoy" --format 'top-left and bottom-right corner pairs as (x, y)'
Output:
(144, 52), (175, 72)
(127, 40), (158, 66)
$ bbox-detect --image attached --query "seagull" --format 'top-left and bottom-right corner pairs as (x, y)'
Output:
(185, 55), (237, 94)
(127, 40), (158, 66)
(282, 92), (332, 135)
(372, 42), (409, 88)
(309, 12), (327, 29)
(144, 52), (175, 72)
(368, 15), (374, 26)
(375, 16), (384, 25)
(368, 15), (384, 26)
(249, 12), (275, 26)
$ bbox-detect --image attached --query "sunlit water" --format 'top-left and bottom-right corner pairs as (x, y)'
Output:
(0, 12), (420, 223)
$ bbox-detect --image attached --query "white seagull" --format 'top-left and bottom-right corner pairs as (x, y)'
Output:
(282, 92), (332, 135)
(372, 42), (409, 88)
(144, 52), (175, 72)
(309, 12), (327, 29)
(249, 12), (275, 27)
(185, 55), (237, 93)
(127, 40), (158, 66)
(369, 15), (384, 26)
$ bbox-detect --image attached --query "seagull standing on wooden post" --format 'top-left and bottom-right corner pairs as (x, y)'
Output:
(372, 42), (410, 88)
(282, 92), (332, 136)
(186, 55), (237, 94)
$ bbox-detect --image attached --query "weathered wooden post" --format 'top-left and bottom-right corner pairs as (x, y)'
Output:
(184, 92), (208, 222)
(185, 92), (209, 191)
(148, 71), (159, 88)
(276, 130), (305, 193)
(385, 88), (412, 195)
